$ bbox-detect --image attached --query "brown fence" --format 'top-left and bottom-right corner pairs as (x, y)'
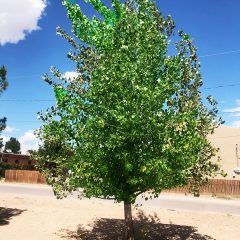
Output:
(3, 170), (240, 196)
(5, 170), (46, 184)
(165, 179), (240, 196)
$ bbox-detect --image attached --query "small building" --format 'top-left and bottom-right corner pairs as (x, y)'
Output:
(0, 152), (36, 167)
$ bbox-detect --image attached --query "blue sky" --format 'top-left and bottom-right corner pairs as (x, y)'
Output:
(0, 0), (240, 152)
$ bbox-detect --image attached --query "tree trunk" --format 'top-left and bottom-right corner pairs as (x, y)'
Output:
(124, 201), (134, 240)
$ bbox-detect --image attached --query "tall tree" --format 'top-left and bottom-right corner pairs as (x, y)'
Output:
(4, 137), (21, 154)
(0, 138), (4, 151)
(0, 65), (8, 95)
(0, 65), (8, 152)
(38, 1), (225, 239)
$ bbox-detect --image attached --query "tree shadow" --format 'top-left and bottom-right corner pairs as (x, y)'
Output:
(0, 207), (26, 225)
(59, 210), (215, 240)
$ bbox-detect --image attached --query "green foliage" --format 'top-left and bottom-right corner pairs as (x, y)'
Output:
(0, 118), (6, 136)
(0, 65), (8, 134)
(27, 149), (38, 155)
(0, 138), (4, 151)
(0, 65), (8, 95)
(4, 137), (21, 154)
(35, 123), (75, 198)
(38, 0), (224, 203)
(0, 65), (8, 161)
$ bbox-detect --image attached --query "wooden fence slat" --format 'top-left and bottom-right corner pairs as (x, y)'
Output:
(164, 178), (240, 196)
(4, 170), (240, 196)
(5, 170), (46, 184)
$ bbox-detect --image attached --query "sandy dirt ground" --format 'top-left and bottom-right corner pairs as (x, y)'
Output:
(1, 192), (240, 240)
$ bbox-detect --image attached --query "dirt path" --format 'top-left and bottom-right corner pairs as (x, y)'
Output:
(1, 192), (240, 240)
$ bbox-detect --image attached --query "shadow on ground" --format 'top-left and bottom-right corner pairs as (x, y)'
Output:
(59, 210), (215, 240)
(0, 207), (26, 225)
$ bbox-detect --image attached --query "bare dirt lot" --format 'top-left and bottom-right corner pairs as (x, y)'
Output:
(1, 191), (240, 240)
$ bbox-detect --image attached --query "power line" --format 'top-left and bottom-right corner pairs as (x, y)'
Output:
(217, 112), (233, 115)
(203, 83), (240, 90)
(199, 49), (240, 58)
(8, 120), (39, 123)
(0, 98), (237, 105)
(10, 74), (42, 79)
(0, 82), (240, 104)
(0, 99), (55, 102)
(3, 48), (240, 82)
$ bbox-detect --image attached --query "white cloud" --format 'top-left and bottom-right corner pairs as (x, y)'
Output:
(0, 0), (47, 45)
(222, 100), (240, 127)
(231, 113), (240, 117)
(64, 71), (78, 80)
(2, 126), (19, 133)
(0, 135), (9, 143)
(231, 121), (240, 128)
(18, 130), (39, 154)
(223, 99), (240, 113)
(224, 107), (240, 113)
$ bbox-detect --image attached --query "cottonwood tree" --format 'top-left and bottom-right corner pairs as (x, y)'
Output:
(0, 65), (7, 95)
(38, 1), (225, 239)
(0, 65), (8, 151)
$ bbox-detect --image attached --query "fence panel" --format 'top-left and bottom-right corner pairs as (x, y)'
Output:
(164, 179), (240, 196)
(3, 170), (240, 196)
(5, 170), (46, 184)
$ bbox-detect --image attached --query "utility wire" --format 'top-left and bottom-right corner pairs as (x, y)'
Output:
(4, 48), (240, 93)
(0, 99), (55, 102)
(10, 74), (42, 79)
(4, 49), (240, 80)
(203, 83), (240, 90)
(8, 120), (39, 123)
(199, 49), (240, 58)
(0, 82), (240, 104)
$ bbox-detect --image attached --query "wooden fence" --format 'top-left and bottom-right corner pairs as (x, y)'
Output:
(165, 179), (240, 196)
(4, 170), (240, 196)
(5, 170), (46, 184)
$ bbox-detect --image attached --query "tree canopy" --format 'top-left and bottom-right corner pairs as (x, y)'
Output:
(0, 65), (8, 95)
(37, 1), (225, 239)
(0, 65), (8, 150)
(4, 137), (21, 154)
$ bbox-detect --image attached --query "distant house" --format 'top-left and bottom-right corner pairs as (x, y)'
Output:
(0, 152), (36, 167)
